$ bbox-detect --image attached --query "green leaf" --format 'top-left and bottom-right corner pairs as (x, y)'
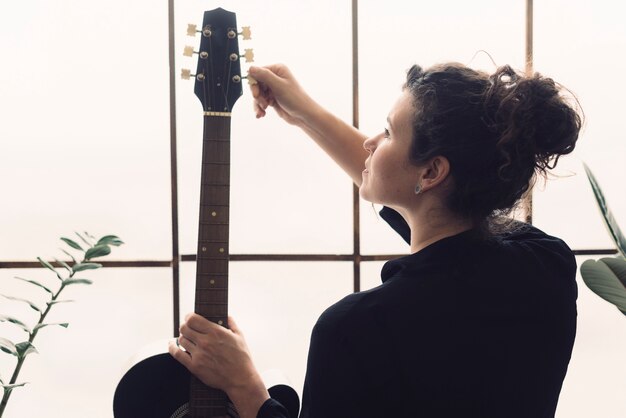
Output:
(54, 258), (73, 274)
(97, 235), (124, 247)
(2, 382), (28, 394)
(0, 294), (42, 313)
(63, 278), (93, 286)
(60, 248), (77, 263)
(0, 315), (32, 333)
(33, 323), (69, 332)
(75, 231), (93, 248)
(85, 244), (111, 260)
(0, 374), (3, 384)
(13, 276), (53, 295)
(47, 300), (74, 306)
(581, 258), (626, 313)
(38, 257), (62, 280)
(583, 163), (626, 258)
(61, 237), (83, 251)
(15, 342), (38, 359)
(72, 262), (102, 272)
(0, 337), (17, 356)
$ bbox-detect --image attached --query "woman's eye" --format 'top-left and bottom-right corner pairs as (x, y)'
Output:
(384, 128), (390, 138)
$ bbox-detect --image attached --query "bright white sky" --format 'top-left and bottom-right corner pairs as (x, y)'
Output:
(0, 1), (625, 417)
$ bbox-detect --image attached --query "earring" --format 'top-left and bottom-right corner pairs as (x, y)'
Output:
(414, 184), (422, 195)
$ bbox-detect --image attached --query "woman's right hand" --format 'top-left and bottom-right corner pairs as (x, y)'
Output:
(249, 64), (318, 126)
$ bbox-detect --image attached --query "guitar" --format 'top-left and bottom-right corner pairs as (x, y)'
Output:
(113, 8), (299, 418)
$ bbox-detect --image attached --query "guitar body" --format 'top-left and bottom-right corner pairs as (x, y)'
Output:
(113, 7), (299, 418)
(113, 352), (300, 418)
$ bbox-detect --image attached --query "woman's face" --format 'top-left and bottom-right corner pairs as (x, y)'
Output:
(360, 90), (421, 208)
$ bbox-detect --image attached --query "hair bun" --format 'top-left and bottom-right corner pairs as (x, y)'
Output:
(486, 66), (582, 176)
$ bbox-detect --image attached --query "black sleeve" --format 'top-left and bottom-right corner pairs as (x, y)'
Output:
(256, 398), (291, 418)
(379, 206), (410, 244)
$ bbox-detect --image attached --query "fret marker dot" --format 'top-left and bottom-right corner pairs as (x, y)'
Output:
(219, 248), (224, 253)
(202, 246), (206, 252)
(218, 320), (223, 325)
(211, 211), (217, 217)
(210, 279), (215, 285)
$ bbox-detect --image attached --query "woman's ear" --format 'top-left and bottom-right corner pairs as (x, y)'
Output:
(418, 156), (451, 192)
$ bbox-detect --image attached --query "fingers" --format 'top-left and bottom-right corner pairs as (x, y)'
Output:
(228, 316), (242, 336)
(249, 65), (285, 86)
(180, 323), (203, 344)
(168, 340), (192, 368)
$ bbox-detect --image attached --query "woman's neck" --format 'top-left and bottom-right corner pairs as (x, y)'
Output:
(398, 206), (474, 254)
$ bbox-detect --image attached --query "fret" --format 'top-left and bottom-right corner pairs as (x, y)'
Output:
(195, 289), (228, 301)
(194, 306), (228, 317)
(199, 224), (229, 241)
(202, 141), (230, 163)
(201, 165), (230, 184)
(197, 259), (229, 274)
(201, 184), (230, 204)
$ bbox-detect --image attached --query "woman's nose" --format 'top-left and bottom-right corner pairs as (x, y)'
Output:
(363, 133), (382, 152)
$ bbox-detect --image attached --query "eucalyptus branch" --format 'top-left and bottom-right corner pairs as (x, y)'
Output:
(0, 233), (123, 417)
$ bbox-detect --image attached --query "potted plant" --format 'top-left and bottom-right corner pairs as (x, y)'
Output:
(0, 232), (123, 416)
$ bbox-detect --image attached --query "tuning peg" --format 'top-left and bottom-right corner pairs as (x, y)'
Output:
(181, 69), (205, 81)
(231, 74), (258, 85)
(240, 26), (252, 40)
(183, 45), (209, 59)
(228, 48), (254, 64)
(187, 24), (212, 37)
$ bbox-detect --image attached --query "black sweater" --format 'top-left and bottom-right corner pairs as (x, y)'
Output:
(258, 208), (577, 418)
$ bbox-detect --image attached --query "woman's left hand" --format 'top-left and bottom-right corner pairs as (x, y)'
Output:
(168, 313), (269, 413)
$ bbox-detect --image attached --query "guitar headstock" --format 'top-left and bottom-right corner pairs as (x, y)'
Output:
(182, 8), (253, 114)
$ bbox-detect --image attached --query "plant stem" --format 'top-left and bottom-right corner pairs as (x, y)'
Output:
(0, 259), (78, 417)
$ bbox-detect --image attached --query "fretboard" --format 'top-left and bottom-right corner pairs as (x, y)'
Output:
(190, 115), (232, 417)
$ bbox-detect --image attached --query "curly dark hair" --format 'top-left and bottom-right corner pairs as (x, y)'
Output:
(404, 62), (582, 229)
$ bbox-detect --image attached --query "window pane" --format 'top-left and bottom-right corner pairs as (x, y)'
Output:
(0, 267), (172, 417)
(358, 0), (525, 254)
(532, 0), (626, 250)
(176, 0), (354, 255)
(179, 261), (353, 396)
(0, 1), (172, 261)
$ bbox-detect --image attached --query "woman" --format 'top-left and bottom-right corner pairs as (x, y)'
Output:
(169, 62), (582, 418)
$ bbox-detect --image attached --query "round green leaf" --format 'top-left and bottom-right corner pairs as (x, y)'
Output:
(581, 259), (626, 311)
(33, 323), (69, 332)
(13, 276), (53, 295)
(72, 262), (102, 272)
(583, 163), (626, 258)
(61, 237), (83, 251)
(47, 300), (74, 306)
(63, 278), (93, 286)
(2, 382), (28, 394)
(0, 315), (32, 333)
(60, 248), (77, 263)
(54, 258), (73, 274)
(97, 235), (124, 247)
(85, 245), (111, 260)
(15, 341), (38, 359)
(0, 294), (42, 313)
(0, 337), (17, 356)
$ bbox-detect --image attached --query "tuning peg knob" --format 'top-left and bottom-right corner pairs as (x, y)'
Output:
(240, 26), (252, 40)
(243, 48), (254, 63)
(183, 46), (194, 57)
(187, 24), (197, 37)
